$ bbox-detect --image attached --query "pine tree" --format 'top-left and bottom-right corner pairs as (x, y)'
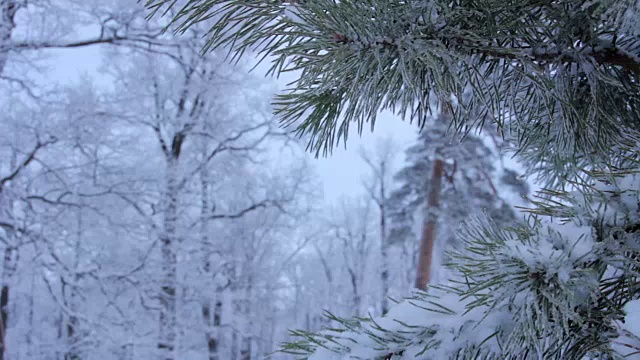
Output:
(145, 0), (640, 358)
(388, 113), (529, 289)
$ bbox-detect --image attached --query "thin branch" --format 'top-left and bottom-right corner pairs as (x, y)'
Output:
(189, 199), (274, 229)
(177, 121), (272, 189)
(0, 137), (57, 193)
(0, 75), (41, 99)
(11, 31), (169, 50)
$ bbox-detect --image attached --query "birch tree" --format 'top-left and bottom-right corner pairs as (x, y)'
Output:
(2, 2), (330, 359)
(1, 2), (161, 356)
(360, 139), (397, 315)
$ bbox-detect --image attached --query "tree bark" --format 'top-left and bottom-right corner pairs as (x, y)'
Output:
(0, 0), (18, 75)
(158, 158), (179, 360)
(201, 285), (224, 358)
(239, 271), (253, 360)
(348, 266), (362, 317)
(63, 211), (83, 360)
(414, 159), (444, 291)
(0, 247), (15, 360)
(230, 318), (239, 360)
(414, 102), (450, 291)
(379, 178), (389, 315)
(239, 331), (251, 357)
(361, 145), (393, 315)
(199, 140), (222, 360)
(25, 269), (35, 359)
(62, 279), (80, 360)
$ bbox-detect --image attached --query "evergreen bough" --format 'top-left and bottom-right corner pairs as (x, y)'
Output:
(144, 0), (640, 358)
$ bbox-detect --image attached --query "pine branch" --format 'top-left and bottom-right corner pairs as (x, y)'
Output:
(144, 0), (640, 162)
(331, 32), (640, 75)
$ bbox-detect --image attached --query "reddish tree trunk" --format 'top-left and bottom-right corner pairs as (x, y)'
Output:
(414, 159), (445, 290)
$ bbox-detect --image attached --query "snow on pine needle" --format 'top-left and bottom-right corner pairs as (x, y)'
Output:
(281, 170), (640, 359)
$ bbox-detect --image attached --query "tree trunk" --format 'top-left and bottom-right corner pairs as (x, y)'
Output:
(0, 247), (15, 360)
(314, 245), (333, 318)
(348, 268), (361, 317)
(401, 241), (416, 292)
(25, 269), (35, 359)
(361, 147), (393, 315)
(56, 309), (63, 360)
(158, 158), (179, 360)
(415, 158), (445, 290)
(239, 333), (251, 360)
(62, 279), (79, 360)
(267, 307), (276, 354)
(202, 298), (223, 360)
(0, 145), (21, 360)
(63, 211), (82, 360)
(0, 0), (18, 75)
(240, 276), (253, 360)
(415, 100), (451, 291)
(230, 323), (239, 360)
(379, 183), (389, 315)
(158, 233), (177, 359)
(199, 141), (222, 360)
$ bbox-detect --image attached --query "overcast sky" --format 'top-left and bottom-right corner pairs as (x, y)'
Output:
(45, 41), (418, 204)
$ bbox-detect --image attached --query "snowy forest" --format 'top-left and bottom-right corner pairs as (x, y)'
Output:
(2, 0), (640, 359)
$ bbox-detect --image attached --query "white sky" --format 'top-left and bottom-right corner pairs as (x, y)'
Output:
(44, 43), (418, 204)
(311, 115), (416, 201)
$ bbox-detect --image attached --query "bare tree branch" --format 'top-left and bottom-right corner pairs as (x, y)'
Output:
(0, 136), (57, 194)
(189, 199), (276, 229)
(177, 121), (272, 190)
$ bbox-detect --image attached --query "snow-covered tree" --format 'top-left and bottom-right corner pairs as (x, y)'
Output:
(102, 27), (317, 358)
(1, 2), (161, 356)
(148, 0), (640, 358)
(2, 2), (322, 359)
(360, 138), (397, 315)
(388, 111), (529, 290)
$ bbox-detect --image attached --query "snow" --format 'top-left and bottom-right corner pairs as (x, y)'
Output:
(303, 160), (639, 358)
(307, 291), (511, 359)
(283, 3), (305, 25)
(618, 173), (640, 219)
(593, 172), (640, 225)
(500, 218), (595, 286)
(547, 221), (596, 261)
(449, 93), (459, 107)
(612, 299), (640, 359)
(5, 0), (640, 359)
(624, 300), (640, 338)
